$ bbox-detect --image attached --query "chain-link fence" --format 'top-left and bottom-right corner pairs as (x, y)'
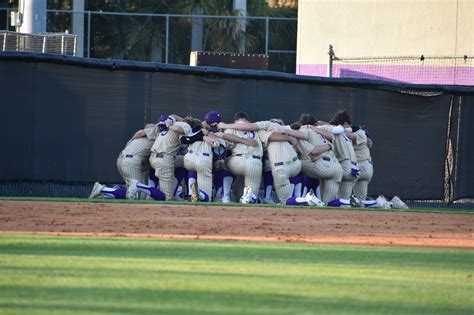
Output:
(0, 8), (296, 73)
(328, 46), (474, 85)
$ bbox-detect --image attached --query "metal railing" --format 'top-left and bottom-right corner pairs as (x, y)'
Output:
(0, 8), (297, 72)
(0, 30), (76, 55)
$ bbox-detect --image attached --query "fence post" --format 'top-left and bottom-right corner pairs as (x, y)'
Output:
(328, 44), (335, 78)
(165, 14), (169, 64)
(5, 8), (9, 30)
(3, 33), (7, 51)
(265, 17), (269, 55)
(87, 11), (91, 58)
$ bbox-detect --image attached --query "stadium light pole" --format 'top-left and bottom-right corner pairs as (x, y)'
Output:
(233, 0), (247, 54)
(72, 0), (85, 58)
(191, 6), (203, 52)
(19, 0), (46, 34)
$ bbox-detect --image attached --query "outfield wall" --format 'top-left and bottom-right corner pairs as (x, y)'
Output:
(0, 52), (472, 201)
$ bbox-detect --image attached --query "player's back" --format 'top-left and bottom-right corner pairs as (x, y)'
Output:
(225, 129), (263, 157)
(352, 129), (371, 161)
(188, 140), (212, 156)
(151, 122), (190, 155)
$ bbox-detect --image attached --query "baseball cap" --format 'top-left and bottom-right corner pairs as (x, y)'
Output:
(204, 111), (222, 125)
(157, 114), (167, 125)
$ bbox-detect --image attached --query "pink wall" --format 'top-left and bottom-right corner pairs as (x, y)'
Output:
(297, 64), (474, 86)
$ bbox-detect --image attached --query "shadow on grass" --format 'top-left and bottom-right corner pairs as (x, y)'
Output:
(0, 284), (470, 315)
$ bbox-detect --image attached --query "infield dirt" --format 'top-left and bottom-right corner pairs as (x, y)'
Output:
(0, 201), (472, 249)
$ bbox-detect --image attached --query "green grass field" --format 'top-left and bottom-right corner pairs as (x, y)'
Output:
(0, 234), (472, 315)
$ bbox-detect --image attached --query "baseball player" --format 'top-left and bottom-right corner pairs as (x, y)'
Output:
(144, 114), (192, 200)
(269, 118), (305, 199)
(346, 125), (374, 202)
(128, 115), (192, 201)
(260, 156), (276, 203)
(218, 111), (264, 204)
(313, 111), (359, 207)
(218, 114), (324, 206)
(182, 116), (216, 202)
(88, 122), (156, 199)
(292, 114), (344, 204)
(203, 111), (260, 203)
(202, 111), (228, 202)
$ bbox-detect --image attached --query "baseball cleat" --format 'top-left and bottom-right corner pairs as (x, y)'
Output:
(375, 195), (391, 209)
(239, 186), (250, 204)
(88, 182), (104, 199)
(390, 196), (409, 209)
(350, 195), (362, 208)
(305, 191), (325, 207)
(240, 186), (256, 204)
(221, 195), (231, 203)
(126, 179), (139, 200)
(260, 196), (276, 204)
(190, 182), (199, 202)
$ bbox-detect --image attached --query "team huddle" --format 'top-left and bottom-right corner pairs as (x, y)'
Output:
(89, 110), (408, 209)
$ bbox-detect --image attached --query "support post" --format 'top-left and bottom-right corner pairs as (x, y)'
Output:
(72, 0), (85, 57)
(328, 44), (335, 78)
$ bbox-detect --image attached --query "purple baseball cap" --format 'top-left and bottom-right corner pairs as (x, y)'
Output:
(157, 114), (167, 125)
(204, 111), (222, 125)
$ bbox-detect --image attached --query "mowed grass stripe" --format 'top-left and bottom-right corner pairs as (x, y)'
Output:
(0, 234), (472, 315)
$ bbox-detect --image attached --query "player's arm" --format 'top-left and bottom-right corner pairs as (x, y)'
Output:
(367, 137), (373, 148)
(271, 127), (309, 141)
(131, 129), (146, 139)
(309, 143), (332, 156)
(345, 130), (357, 141)
(217, 122), (261, 131)
(168, 125), (185, 134)
(311, 126), (334, 141)
(213, 132), (258, 147)
(169, 114), (184, 122)
(268, 133), (297, 146)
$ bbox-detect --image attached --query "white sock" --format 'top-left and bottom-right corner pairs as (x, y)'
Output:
(215, 187), (223, 199)
(188, 177), (196, 196)
(294, 183), (302, 198)
(302, 187), (308, 198)
(316, 186), (321, 200)
(223, 176), (234, 199)
(265, 186), (273, 199)
(175, 185), (183, 198)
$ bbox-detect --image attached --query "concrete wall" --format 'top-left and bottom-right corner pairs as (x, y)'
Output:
(297, 0), (474, 85)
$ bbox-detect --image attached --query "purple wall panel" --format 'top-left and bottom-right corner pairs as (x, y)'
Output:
(297, 63), (474, 86)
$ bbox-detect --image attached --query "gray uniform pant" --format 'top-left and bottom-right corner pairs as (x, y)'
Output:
(301, 156), (343, 203)
(184, 152), (213, 200)
(225, 155), (263, 196)
(338, 159), (360, 199)
(150, 153), (178, 200)
(352, 159), (373, 200)
(271, 158), (302, 204)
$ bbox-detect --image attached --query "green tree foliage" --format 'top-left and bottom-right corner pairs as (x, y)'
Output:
(46, 0), (297, 72)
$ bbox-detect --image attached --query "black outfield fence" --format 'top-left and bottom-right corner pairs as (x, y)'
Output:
(0, 52), (472, 206)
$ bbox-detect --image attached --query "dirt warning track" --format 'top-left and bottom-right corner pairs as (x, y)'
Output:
(0, 201), (472, 248)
